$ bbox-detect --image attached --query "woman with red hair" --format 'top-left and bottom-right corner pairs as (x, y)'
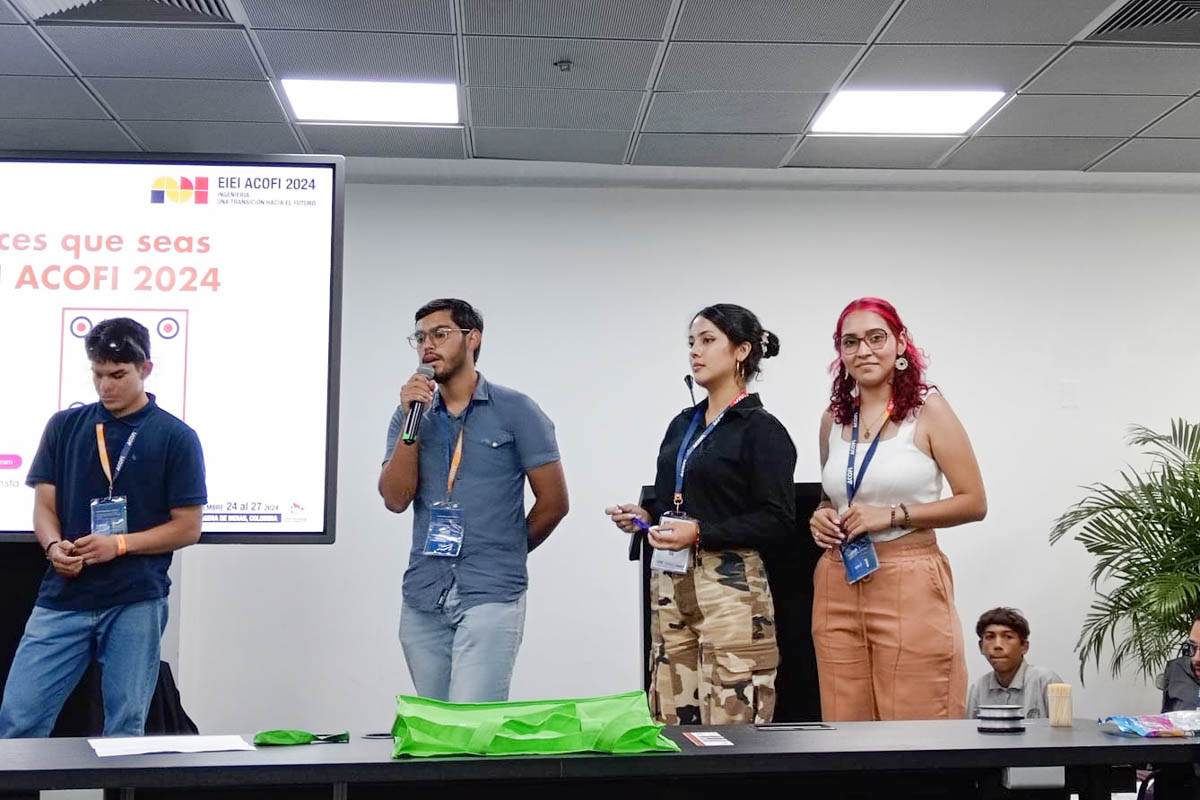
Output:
(809, 297), (986, 721)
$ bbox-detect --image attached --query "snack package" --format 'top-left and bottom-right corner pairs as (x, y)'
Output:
(1098, 712), (1200, 738)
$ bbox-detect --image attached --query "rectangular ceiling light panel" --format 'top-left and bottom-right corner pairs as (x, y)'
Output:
(282, 79), (458, 125)
(812, 90), (1005, 134)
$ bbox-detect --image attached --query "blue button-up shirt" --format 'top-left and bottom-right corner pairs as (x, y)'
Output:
(384, 373), (559, 612)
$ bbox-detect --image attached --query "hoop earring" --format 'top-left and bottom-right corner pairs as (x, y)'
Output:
(895, 356), (909, 372)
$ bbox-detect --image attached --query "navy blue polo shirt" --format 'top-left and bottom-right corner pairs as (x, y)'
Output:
(383, 373), (559, 612)
(25, 394), (207, 611)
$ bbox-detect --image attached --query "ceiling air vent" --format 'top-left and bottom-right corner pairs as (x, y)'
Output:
(23, 0), (233, 23)
(1087, 0), (1200, 43)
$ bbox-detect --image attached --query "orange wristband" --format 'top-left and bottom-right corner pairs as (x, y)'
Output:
(116, 534), (128, 557)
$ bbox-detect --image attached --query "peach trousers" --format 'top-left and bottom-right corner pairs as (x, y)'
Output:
(812, 532), (967, 721)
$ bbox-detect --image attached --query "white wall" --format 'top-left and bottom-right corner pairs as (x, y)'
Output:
(177, 180), (1200, 734)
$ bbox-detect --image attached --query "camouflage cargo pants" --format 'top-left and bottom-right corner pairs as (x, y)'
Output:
(648, 547), (778, 725)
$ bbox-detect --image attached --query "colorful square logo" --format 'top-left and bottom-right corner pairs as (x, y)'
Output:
(150, 177), (208, 205)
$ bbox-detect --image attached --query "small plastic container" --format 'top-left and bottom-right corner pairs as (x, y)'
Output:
(977, 704), (1026, 734)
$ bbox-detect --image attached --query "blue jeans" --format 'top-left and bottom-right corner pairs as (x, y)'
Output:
(399, 585), (526, 702)
(0, 597), (168, 738)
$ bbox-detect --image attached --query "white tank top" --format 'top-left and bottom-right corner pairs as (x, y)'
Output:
(820, 410), (944, 543)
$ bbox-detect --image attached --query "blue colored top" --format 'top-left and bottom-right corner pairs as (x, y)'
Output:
(26, 394), (207, 611)
(384, 373), (559, 612)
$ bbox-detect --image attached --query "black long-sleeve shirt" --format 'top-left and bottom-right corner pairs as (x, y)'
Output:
(640, 393), (797, 554)
(1161, 656), (1200, 712)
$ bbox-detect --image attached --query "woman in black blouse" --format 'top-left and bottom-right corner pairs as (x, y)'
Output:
(606, 304), (796, 725)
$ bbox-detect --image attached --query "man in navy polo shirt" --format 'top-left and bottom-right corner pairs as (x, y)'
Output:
(379, 298), (569, 702)
(0, 317), (206, 738)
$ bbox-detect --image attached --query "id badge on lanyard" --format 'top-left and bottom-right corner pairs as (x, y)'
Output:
(424, 412), (468, 558)
(91, 423), (137, 536)
(653, 393), (747, 575)
(91, 496), (129, 535)
(841, 409), (881, 583)
(650, 511), (694, 575)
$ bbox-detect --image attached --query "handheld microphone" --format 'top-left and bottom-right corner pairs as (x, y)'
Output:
(684, 374), (697, 406)
(400, 364), (436, 445)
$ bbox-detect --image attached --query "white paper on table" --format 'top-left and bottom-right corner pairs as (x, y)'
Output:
(88, 735), (255, 757)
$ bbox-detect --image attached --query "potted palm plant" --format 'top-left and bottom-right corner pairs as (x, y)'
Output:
(1050, 419), (1200, 681)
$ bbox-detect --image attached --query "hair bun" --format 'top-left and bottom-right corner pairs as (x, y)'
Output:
(761, 329), (781, 359)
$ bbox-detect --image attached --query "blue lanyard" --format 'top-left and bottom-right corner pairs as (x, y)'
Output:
(672, 393), (746, 513)
(845, 408), (884, 505)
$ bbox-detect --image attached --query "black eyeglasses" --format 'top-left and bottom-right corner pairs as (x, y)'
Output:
(406, 326), (472, 349)
(1181, 641), (1198, 658)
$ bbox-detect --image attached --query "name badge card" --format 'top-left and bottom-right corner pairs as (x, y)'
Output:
(650, 512), (693, 575)
(841, 536), (879, 584)
(424, 501), (464, 558)
(90, 496), (129, 536)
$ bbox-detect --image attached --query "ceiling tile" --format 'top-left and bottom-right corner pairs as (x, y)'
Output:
(90, 78), (286, 122)
(0, 0), (21, 23)
(242, 0), (454, 33)
(644, 91), (823, 133)
(256, 30), (455, 82)
(256, 30), (453, 84)
(0, 76), (106, 118)
(788, 135), (959, 168)
(0, 24), (68, 75)
(127, 120), (301, 153)
(1025, 45), (1200, 95)
(880, 0), (1116, 44)
(658, 42), (860, 92)
(633, 132), (797, 167)
(846, 44), (1059, 91)
(1090, 138), (1200, 171)
(43, 25), (265, 79)
(674, 0), (895, 43)
(1142, 98), (1200, 138)
(0, 118), (136, 150)
(462, 0), (673, 39)
(979, 94), (1180, 137)
(469, 87), (644, 129)
(473, 127), (629, 163)
(301, 123), (464, 158)
(942, 136), (1122, 169)
(465, 36), (658, 90)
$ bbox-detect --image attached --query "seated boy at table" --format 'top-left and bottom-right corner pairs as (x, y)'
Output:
(966, 608), (1063, 720)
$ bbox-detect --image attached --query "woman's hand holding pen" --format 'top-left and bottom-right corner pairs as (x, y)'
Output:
(605, 504), (650, 534)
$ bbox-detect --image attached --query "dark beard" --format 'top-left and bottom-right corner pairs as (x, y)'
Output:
(432, 352), (468, 384)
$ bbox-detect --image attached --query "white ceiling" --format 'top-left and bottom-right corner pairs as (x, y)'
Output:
(2, 0), (1200, 172)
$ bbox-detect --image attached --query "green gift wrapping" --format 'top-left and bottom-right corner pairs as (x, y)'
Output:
(253, 730), (350, 746)
(391, 690), (680, 758)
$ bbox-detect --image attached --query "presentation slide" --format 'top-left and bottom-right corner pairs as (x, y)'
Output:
(0, 155), (342, 543)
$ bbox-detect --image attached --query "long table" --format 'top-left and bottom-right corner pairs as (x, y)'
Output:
(1, 718), (1196, 800)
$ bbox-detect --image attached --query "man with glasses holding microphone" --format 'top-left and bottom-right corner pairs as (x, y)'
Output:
(379, 298), (568, 702)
